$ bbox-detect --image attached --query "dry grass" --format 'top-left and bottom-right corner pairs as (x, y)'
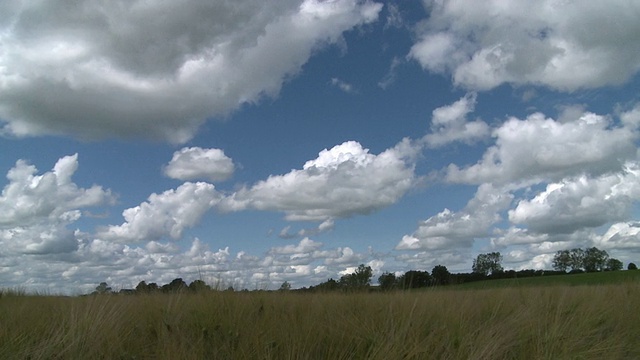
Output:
(1, 284), (638, 359)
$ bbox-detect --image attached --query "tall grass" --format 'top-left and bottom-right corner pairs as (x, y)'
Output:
(1, 284), (638, 359)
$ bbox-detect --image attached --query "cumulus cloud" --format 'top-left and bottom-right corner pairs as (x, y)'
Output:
(597, 222), (640, 251)
(0, 155), (114, 254)
(0, 154), (113, 226)
(323, 246), (364, 265)
(446, 110), (638, 186)
(490, 227), (550, 248)
(499, 231), (598, 270)
(509, 165), (640, 234)
(423, 92), (489, 148)
(98, 182), (223, 242)
(164, 147), (235, 182)
(219, 139), (418, 221)
(410, 0), (640, 91)
(396, 184), (512, 250)
(0, 0), (382, 143)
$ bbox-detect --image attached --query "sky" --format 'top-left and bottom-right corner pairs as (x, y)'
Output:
(1, 0), (640, 294)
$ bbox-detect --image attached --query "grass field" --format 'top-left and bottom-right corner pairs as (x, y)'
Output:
(456, 269), (640, 289)
(1, 274), (639, 359)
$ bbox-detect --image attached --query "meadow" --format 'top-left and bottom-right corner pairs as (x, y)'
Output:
(1, 274), (639, 359)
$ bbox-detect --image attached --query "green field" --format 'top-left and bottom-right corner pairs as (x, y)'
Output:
(1, 275), (639, 359)
(456, 269), (640, 289)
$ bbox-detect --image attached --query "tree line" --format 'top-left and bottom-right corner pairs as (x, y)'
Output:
(551, 247), (624, 272)
(92, 247), (632, 295)
(92, 278), (212, 295)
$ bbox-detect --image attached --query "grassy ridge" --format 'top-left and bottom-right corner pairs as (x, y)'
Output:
(1, 281), (639, 359)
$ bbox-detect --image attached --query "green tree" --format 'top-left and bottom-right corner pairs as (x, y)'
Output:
(472, 252), (504, 276)
(95, 282), (112, 294)
(314, 278), (339, 292)
(398, 270), (432, 289)
(552, 250), (572, 272)
(431, 265), (451, 286)
(278, 281), (291, 291)
(339, 264), (373, 289)
(135, 281), (149, 293)
(628, 262), (638, 270)
(162, 278), (188, 293)
(569, 248), (586, 271)
(605, 258), (623, 271)
(378, 272), (398, 291)
(583, 247), (608, 272)
(189, 279), (210, 292)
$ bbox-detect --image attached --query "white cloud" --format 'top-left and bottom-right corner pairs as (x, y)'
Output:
(596, 222), (640, 251)
(378, 56), (402, 89)
(164, 147), (235, 182)
(396, 184), (512, 250)
(0, 155), (114, 255)
(490, 227), (549, 247)
(330, 77), (356, 93)
(219, 139), (418, 221)
(278, 219), (335, 239)
(410, 32), (461, 74)
(410, 0), (640, 91)
(509, 165), (640, 234)
(423, 92), (489, 148)
(0, 224), (77, 255)
(383, 3), (403, 29)
(0, 154), (113, 226)
(324, 247), (364, 265)
(269, 237), (323, 255)
(98, 182), (223, 242)
(0, 0), (382, 143)
(446, 110), (638, 186)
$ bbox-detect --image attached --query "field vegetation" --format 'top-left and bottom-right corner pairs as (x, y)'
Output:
(456, 266), (640, 289)
(1, 275), (639, 359)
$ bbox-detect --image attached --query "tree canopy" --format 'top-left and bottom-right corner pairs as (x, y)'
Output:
(472, 252), (503, 276)
(431, 265), (451, 286)
(339, 264), (373, 290)
(553, 247), (618, 273)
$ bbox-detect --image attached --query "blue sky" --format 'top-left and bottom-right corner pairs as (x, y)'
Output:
(2, 0), (640, 294)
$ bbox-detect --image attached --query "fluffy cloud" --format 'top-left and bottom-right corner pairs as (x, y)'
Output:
(397, 184), (512, 250)
(0, 154), (113, 226)
(509, 165), (640, 234)
(98, 182), (223, 242)
(490, 227), (550, 247)
(410, 0), (640, 91)
(163, 147), (235, 182)
(0, 155), (113, 254)
(0, 0), (382, 143)
(219, 139), (418, 221)
(446, 110), (638, 186)
(596, 222), (640, 251)
(423, 92), (489, 148)
(41, 236), (371, 293)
